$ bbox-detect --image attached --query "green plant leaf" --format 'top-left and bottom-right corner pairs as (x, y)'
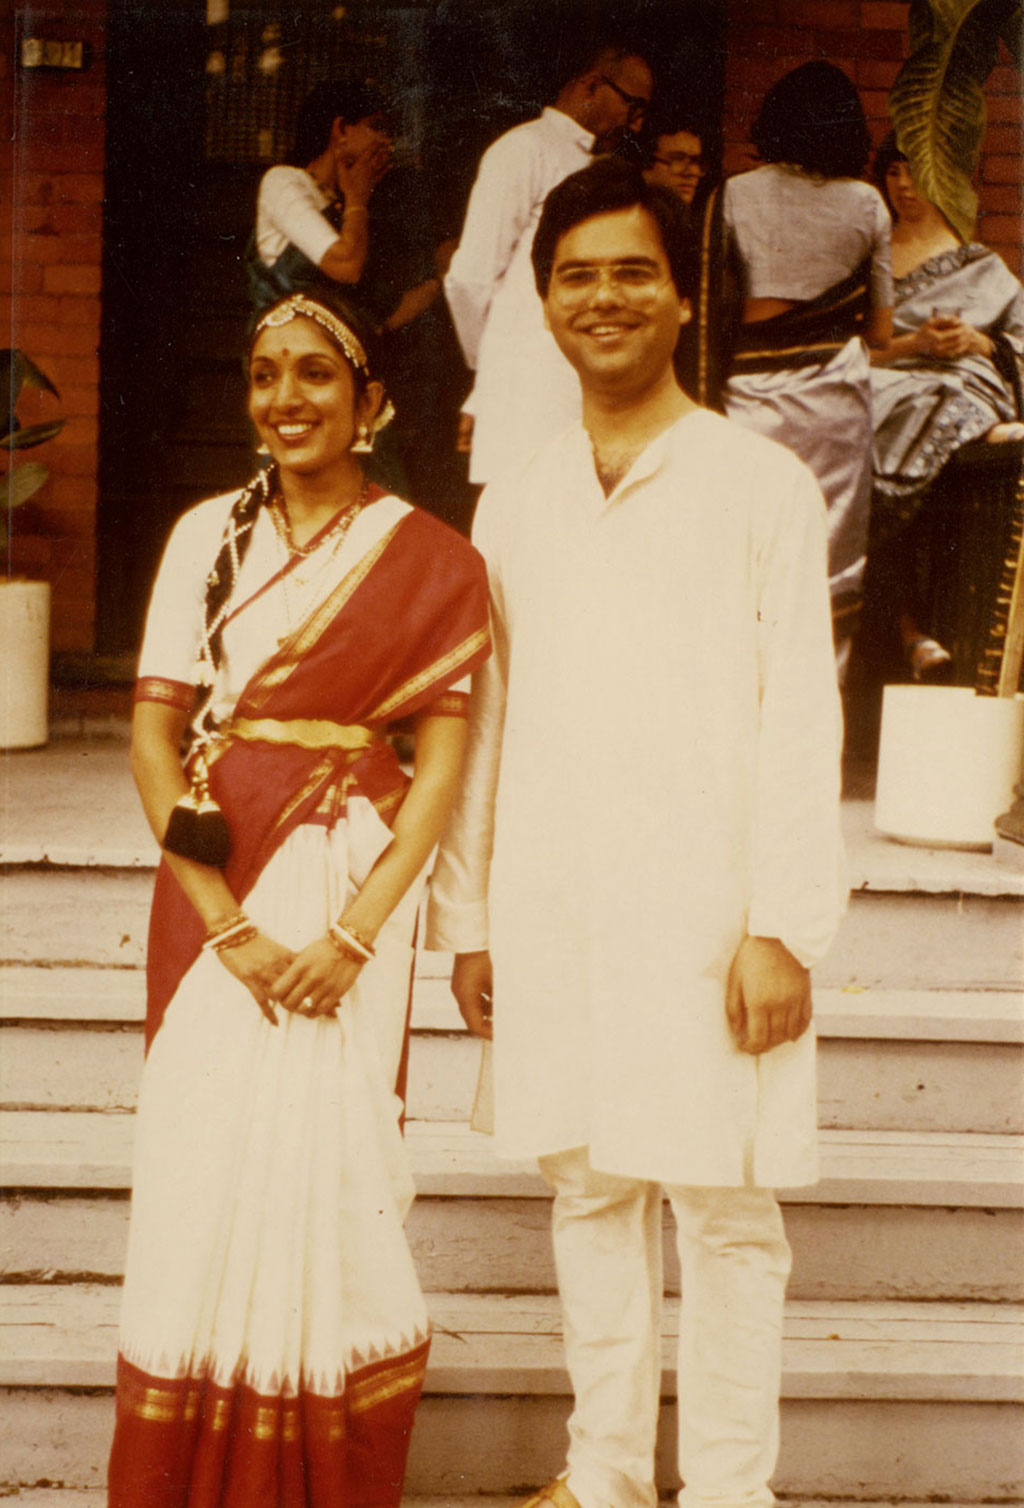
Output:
(1, 419), (65, 450)
(890, 0), (1022, 243)
(3, 462), (49, 509)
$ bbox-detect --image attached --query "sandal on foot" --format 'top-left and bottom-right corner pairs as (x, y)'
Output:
(519, 1481), (584, 1508)
(907, 635), (952, 682)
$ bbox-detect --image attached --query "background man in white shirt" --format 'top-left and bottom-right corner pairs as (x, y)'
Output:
(428, 159), (846, 1508)
(444, 43), (654, 484)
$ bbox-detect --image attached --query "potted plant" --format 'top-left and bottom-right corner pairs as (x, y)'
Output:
(1, 349), (65, 749)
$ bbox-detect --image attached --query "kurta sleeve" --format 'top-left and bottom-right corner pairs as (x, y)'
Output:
(425, 486), (509, 952)
(444, 130), (539, 370)
(745, 460), (847, 968)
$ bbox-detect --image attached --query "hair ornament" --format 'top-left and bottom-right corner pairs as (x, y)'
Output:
(252, 293), (395, 438)
(255, 294), (370, 374)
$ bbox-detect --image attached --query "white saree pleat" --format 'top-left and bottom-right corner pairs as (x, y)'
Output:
(118, 800), (429, 1399)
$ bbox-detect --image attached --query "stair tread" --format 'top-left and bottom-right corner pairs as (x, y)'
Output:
(0, 1498), (1007, 1508)
(3, 965), (1021, 1043)
(1, 1285), (1020, 1399)
(2, 1111), (1021, 1206)
(4, 742), (1024, 899)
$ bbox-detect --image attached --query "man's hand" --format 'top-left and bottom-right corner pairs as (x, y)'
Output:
(452, 949), (493, 1039)
(725, 935), (811, 1055)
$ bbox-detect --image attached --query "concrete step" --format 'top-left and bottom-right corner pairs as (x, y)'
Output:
(1, 1289), (1021, 1500)
(6, 963), (1023, 1039)
(3, 1114), (1022, 1300)
(3, 1009), (1020, 1131)
(0, 1500), (1008, 1508)
(4, 860), (1022, 990)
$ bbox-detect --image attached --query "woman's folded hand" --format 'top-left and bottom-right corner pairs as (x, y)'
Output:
(272, 937), (365, 1019)
(217, 932), (296, 1026)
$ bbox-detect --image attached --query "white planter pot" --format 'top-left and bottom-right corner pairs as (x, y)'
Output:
(0, 579), (51, 749)
(875, 684), (1024, 850)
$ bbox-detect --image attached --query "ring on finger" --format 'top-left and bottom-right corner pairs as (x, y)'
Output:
(300, 995), (315, 1014)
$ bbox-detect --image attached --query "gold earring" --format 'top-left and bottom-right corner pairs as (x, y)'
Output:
(351, 423), (373, 454)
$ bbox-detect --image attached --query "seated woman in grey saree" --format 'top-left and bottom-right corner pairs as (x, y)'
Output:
(868, 134), (1024, 678)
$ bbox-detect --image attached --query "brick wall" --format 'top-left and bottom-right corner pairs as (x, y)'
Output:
(1, 0), (106, 654)
(723, 0), (1023, 277)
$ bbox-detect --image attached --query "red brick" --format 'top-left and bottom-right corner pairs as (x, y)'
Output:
(986, 93), (1022, 123)
(977, 181), (1023, 213)
(860, 89), (894, 119)
(44, 355), (98, 387)
(42, 263), (101, 295)
(729, 0), (780, 20)
(45, 442), (96, 477)
(858, 1), (908, 25)
(983, 154), (1022, 183)
(979, 214), (1023, 244)
(0, 261), (44, 294)
(982, 124), (1023, 155)
(55, 232), (102, 265)
(12, 203), (56, 233)
(814, 26), (905, 57)
(50, 475), (97, 509)
(16, 320), (99, 357)
(20, 141), (105, 174)
(58, 416), (99, 447)
(988, 65), (1022, 94)
(61, 172), (105, 203)
(790, 0), (860, 22)
(9, 293), (61, 324)
(56, 296), (101, 329)
(854, 59), (901, 89)
(51, 201), (102, 234)
(18, 232), (64, 266)
(730, 25), (798, 57)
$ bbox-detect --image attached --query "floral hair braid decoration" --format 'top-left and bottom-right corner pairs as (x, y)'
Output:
(251, 294), (396, 437)
(162, 465), (274, 868)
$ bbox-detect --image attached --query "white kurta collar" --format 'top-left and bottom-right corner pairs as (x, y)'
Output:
(565, 409), (710, 515)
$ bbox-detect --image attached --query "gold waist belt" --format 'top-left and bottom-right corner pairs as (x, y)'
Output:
(223, 717), (381, 753)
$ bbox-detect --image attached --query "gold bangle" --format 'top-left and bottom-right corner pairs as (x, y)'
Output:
(328, 922), (374, 963)
(338, 917), (376, 956)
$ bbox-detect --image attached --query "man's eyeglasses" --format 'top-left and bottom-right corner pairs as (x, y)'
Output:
(550, 261), (670, 306)
(599, 75), (650, 123)
(653, 151), (705, 174)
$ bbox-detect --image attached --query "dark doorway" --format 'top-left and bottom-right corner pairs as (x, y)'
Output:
(97, 0), (726, 653)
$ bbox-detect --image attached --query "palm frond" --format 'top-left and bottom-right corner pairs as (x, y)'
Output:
(890, 0), (1022, 243)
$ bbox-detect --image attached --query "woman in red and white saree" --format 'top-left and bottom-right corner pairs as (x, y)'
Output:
(108, 293), (490, 1508)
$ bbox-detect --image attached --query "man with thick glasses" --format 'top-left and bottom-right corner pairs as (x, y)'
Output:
(430, 159), (845, 1508)
(643, 112), (708, 209)
(444, 42), (653, 485)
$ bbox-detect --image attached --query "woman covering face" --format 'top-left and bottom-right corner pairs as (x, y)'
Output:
(108, 292), (491, 1505)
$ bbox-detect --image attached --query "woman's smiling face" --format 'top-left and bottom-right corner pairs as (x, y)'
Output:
(248, 316), (368, 477)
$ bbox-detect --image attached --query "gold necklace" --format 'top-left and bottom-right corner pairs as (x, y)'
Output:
(269, 482), (369, 558)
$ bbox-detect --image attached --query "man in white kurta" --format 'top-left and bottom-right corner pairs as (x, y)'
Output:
(444, 46), (653, 484)
(427, 160), (846, 1508)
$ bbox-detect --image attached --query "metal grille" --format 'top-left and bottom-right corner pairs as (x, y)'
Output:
(203, 2), (426, 163)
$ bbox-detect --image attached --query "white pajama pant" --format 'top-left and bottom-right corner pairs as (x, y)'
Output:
(537, 1146), (792, 1508)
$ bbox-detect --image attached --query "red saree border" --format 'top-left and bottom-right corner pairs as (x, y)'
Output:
(108, 1340), (430, 1508)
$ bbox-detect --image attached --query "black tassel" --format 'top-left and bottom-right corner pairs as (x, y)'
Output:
(163, 794), (232, 867)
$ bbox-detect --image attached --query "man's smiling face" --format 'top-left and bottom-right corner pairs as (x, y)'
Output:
(543, 205), (690, 400)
